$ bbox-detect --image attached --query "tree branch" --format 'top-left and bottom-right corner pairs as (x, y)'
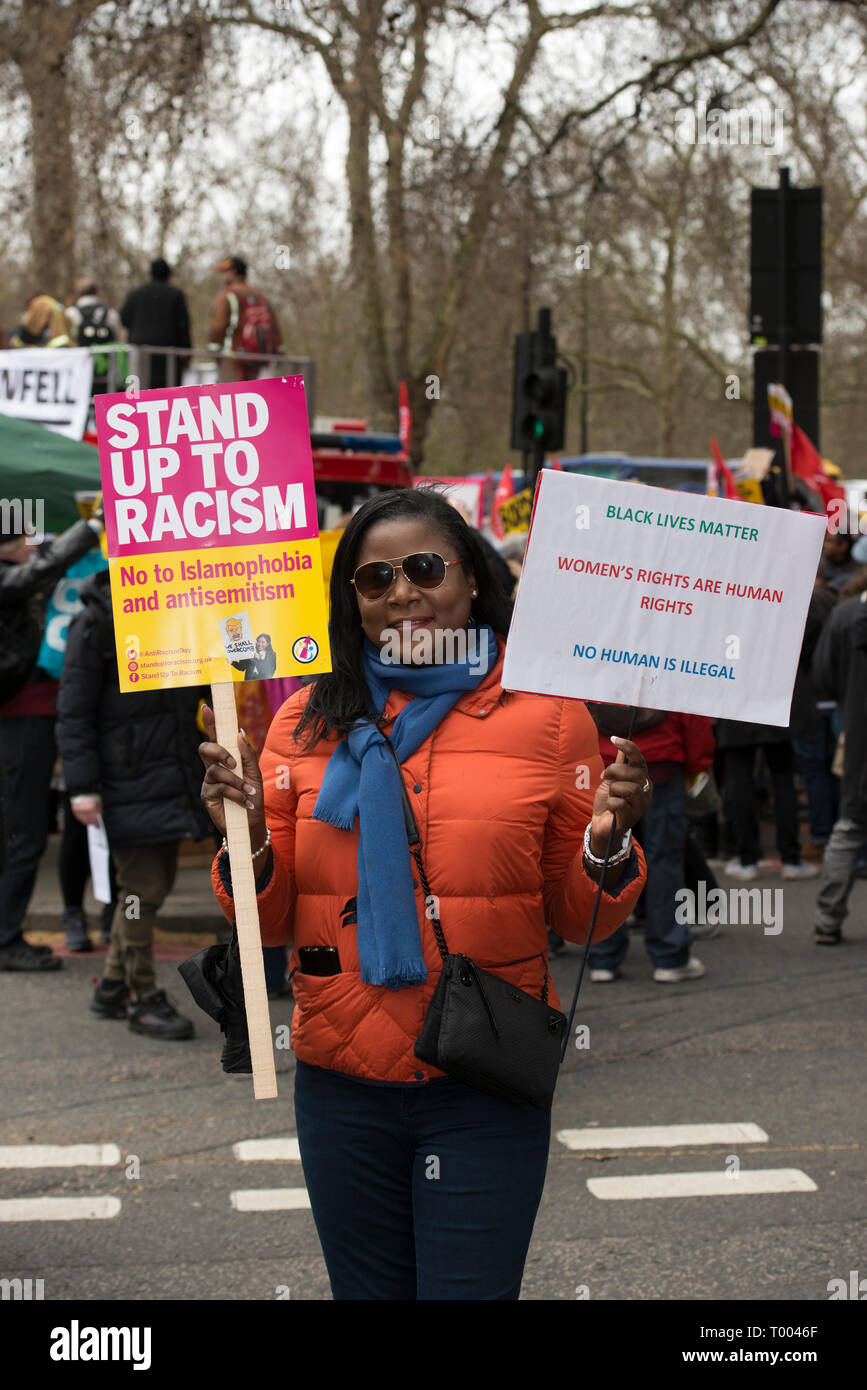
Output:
(539, 0), (786, 158)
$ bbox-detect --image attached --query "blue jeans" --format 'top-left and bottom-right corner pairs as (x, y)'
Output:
(588, 770), (692, 970)
(793, 720), (839, 843)
(293, 1058), (551, 1300)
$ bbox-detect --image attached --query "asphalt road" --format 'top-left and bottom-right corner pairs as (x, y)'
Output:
(2, 869), (865, 1304)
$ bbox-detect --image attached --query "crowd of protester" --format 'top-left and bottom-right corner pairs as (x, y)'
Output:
(0, 475), (865, 1048)
(1, 254), (282, 387)
(0, 257), (865, 1036)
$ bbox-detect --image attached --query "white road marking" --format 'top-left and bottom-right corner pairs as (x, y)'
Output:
(0, 1196), (122, 1221)
(586, 1169), (817, 1200)
(556, 1123), (768, 1151)
(0, 1143), (121, 1168)
(233, 1138), (301, 1162)
(230, 1188), (311, 1211)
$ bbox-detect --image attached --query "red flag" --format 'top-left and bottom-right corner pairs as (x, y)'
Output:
(709, 437), (739, 501)
(398, 380), (411, 453)
(549, 456), (563, 471)
(491, 464), (515, 539)
(790, 423), (845, 513)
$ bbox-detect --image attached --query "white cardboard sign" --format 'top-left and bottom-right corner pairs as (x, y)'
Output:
(0, 348), (94, 439)
(502, 471), (827, 725)
(86, 817), (112, 906)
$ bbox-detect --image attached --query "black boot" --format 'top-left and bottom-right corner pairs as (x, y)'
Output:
(91, 977), (130, 1017)
(0, 940), (62, 972)
(64, 909), (93, 953)
(127, 989), (194, 1040)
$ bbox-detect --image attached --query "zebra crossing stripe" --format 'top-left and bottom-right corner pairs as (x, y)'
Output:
(230, 1189), (311, 1211)
(233, 1139), (301, 1162)
(586, 1169), (817, 1200)
(0, 1197), (122, 1221)
(0, 1143), (121, 1168)
(556, 1123), (768, 1151)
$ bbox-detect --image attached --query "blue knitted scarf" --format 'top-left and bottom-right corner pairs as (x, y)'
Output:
(312, 627), (498, 989)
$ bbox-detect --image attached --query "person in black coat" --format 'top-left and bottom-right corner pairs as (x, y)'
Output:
(811, 580), (867, 943)
(56, 569), (213, 1037)
(120, 258), (191, 389)
(715, 709), (818, 883)
(789, 577), (840, 852)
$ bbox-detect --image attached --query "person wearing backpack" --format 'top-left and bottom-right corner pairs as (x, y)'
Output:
(0, 505), (105, 972)
(65, 279), (123, 395)
(9, 292), (74, 348)
(208, 256), (282, 381)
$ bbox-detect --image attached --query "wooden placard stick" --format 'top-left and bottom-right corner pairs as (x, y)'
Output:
(211, 680), (278, 1100)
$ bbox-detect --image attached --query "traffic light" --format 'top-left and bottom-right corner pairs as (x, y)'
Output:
(521, 365), (568, 449)
(510, 310), (568, 453)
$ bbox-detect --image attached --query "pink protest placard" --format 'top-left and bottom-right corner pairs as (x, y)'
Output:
(93, 377), (331, 692)
(95, 377), (319, 558)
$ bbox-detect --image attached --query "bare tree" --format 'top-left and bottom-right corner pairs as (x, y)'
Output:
(215, 0), (785, 463)
(0, 0), (211, 297)
(6, 0), (863, 476)
(0, 0), (110, 294)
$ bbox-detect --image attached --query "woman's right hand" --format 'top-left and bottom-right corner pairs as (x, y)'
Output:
(198, 704), (267, 849)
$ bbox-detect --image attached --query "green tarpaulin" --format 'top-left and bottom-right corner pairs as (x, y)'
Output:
(0, 414), (101, 534)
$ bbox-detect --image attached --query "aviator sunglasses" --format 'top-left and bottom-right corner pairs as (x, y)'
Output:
(350, 551), (464, 600)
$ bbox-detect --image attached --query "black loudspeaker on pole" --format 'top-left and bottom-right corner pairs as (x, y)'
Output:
(750, 169), (822, 501)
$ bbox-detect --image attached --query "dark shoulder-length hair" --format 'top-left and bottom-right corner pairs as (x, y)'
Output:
(294, 485), (513, 748)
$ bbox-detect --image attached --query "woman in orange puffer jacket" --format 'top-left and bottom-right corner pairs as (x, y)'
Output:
(199, 486), (650, 1301)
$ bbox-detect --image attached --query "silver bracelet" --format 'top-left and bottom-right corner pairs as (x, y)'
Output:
(221, 825), (271, 860)
(583, 822), (632, 867)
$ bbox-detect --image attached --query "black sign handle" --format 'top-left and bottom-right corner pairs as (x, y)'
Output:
(559, 704), (639, 1064)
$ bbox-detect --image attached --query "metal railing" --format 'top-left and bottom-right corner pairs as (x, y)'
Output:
(86, 345), (316, 421)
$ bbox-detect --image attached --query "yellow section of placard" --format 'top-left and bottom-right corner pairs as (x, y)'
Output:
(110, 537), (331, 692)
(499, 487), (533, 534)
(318, 528), (342, 605)
(735, 478), (764, 506)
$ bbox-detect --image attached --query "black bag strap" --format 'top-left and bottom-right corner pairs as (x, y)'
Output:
(559, 706), (639, 1060)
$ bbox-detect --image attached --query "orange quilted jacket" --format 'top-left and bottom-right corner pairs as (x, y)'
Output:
(211, 639), (646, 1083)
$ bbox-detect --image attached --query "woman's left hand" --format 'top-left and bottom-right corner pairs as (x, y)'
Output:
(589, 737), (653, 856)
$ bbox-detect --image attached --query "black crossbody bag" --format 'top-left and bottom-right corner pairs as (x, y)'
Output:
(382, 737), (573, 1111)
